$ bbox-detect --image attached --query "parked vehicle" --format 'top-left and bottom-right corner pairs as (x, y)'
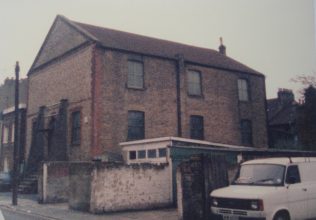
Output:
(210, 157), (316, 220)
(0, 172), (12, 192)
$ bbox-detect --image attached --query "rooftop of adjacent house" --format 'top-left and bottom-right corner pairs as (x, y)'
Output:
(267, 88), (298, 125)
(31, 15), (263, 76)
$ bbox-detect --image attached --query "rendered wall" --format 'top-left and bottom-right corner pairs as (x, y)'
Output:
(89, 163), (173, 213)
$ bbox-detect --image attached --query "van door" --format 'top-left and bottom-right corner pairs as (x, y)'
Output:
(299, 163), (316, 219)
(286, 165), (308, 219)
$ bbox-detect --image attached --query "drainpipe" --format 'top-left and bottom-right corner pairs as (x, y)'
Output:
(176, 54), (184, 137)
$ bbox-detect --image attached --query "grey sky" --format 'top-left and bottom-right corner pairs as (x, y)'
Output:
(0, 0), (315, 98)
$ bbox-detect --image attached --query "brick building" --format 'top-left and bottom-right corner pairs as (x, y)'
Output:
(26, 15), (268, 169)
(0, 78), (28, 173)
(267, 89), (299, 149)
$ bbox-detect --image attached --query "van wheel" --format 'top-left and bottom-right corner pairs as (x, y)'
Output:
(273, 212), (290, 220)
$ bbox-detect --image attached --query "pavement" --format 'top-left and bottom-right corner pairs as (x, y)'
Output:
(0, 193), (178, 220)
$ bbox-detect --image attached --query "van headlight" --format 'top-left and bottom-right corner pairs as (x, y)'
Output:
(250, 200), (264, 211)
(211, 197), (219, 206)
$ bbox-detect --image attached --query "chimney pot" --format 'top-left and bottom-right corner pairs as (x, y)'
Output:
(219, 37), (226, 55)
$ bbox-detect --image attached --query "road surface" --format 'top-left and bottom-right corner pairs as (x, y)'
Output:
(0, 208), (51, 220)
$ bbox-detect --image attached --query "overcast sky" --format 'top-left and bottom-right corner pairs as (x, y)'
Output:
(0, 0), (315, 98)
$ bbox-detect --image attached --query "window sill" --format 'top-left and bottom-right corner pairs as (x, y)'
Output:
(238, 100), (251, 104)
(126, 86), (146, 91)
(187, 93), (204, 99)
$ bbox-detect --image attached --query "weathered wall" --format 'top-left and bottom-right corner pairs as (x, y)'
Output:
(176, 154), (229, 220)
(38, 162), (69, 203)
(0, 109), (26, 172)
(92, 49), (178, 156)
(182, 64), (267, 148)
(69, 162), (93, 211)
(89, 162), (173, 213)
(26, 45), (93, 161)
(93, 48), (267, 157)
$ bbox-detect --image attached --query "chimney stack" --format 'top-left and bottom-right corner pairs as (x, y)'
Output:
(277, 88), (294, 104)
(219, 37), (226, 55)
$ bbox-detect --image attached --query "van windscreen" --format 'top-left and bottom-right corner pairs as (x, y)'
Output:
(233, 164), (285, 186)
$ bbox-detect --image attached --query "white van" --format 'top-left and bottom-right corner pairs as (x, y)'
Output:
(210, 157), (316, 220)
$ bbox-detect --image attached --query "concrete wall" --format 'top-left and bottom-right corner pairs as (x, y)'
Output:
(89, 162), (172, 213)
(38, 162), (69, 203)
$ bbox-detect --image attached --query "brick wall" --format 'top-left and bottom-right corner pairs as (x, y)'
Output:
(26, 37), (267, 163)
(93, 49), (178, 156)
(182, 64), (267, 148)
(89, 162), (173, 213)
(26, 45), (93, 161)
(38, 161), (69, 203)
(0, 109), (26, 172)
(94, 49), (267, 157)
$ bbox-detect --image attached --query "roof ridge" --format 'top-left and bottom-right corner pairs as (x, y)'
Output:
(73, 21), (219, 54)
(59, 15), (101, 43)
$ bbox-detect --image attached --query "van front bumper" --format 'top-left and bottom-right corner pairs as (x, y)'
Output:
(211, 206), (266, 220)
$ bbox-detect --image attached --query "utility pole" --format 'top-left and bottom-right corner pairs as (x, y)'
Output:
(12, 61), (20, 205)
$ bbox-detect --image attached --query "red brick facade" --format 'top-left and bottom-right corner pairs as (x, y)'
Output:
(26, 15), (268, 163)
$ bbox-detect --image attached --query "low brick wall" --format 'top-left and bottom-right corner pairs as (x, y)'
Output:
(38, 161), (69, 203)
(69, 162), (93, 211)
(89, 162), (173, 213)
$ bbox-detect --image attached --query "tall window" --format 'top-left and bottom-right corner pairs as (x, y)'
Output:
(11, 124), (15, 143)
(71, 111), (81, 145)
(127, 111), (144, 141)
(128, 60), (144, 89)
(2, 125), (9, 144)
(238, 79), (249, 101)
(190, 115), (204, 140)
(240, 120), (253, 146)
(187, 70), (202, 96)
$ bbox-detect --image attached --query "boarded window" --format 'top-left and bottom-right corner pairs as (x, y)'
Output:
(190, 115), (204, 140)
(128, 61), (144, 89)
(71, 111), (81, 145)
(240, 120), (253, 146)
(127, 111), (145, 141)
(187, 70), (202, 96)
(238, 79), (249, 101)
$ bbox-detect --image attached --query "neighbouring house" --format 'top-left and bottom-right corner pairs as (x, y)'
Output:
(267, 88), (300, 149)
(26, 15), (268, 174)
(0, 78), (28, 173)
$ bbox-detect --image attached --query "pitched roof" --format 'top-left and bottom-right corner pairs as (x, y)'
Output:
(62, 16), (263, 76)
(267, 98), (297, 125)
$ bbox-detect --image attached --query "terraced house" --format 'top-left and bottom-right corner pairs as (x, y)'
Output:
(25, 15), (268, 171)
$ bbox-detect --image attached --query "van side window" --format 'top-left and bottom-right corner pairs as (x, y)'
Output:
(286, 165), (301, 184)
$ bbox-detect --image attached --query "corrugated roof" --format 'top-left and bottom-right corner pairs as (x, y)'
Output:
(67, 17), (263, 76)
